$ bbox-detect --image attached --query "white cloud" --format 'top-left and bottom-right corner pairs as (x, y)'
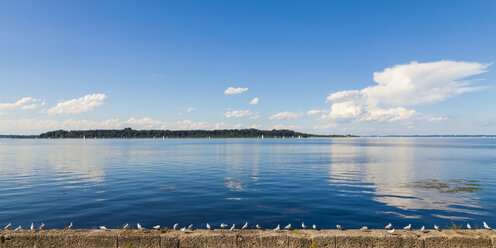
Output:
(323, 61), (489, 122)
(224, 110), (253, 118)
(224, 87), (248, 95)
(269, 111), (304, 120)
(307, 109), (328, 116)
(428, 117), (449, 122)
(250, 113), (261, 119)
(46, 93), (108, 115)
(249, 97), (259, 105)
(187, 107), (196, 112)
(313, 123), (338, 130)
(0, 97), (44, 115)
(271, 124), (303, 130)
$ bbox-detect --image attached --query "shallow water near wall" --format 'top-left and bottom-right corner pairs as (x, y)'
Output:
(0, 137), (495, 230)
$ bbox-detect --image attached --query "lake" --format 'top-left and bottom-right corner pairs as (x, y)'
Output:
(0, 138), (495, 230)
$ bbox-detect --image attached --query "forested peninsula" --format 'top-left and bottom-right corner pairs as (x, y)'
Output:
(37, 128), (350, 139)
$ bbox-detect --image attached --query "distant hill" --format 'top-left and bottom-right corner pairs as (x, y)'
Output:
(38, 128), (350, 139)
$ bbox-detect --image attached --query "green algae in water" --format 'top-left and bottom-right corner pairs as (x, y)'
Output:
(408, 179), (481, 193)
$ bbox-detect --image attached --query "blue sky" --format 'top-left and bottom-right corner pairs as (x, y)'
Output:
(0, 0), (495, 135)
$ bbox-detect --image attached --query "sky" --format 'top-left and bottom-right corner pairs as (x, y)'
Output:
(0, 0), (495, 135)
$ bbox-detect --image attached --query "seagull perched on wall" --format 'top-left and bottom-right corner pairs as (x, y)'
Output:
(483, 222), (491, 230)
(153, 225), (160, 230)
(4, 222), (11, 230)
(180, 227), (186, 232)
(39, 223), (45, 230)
(336, 225), (342, 230)
(220, 223), (228, 229)
(30, 223), (34, 230)
(123, 223), (129, 229)
(421, 226), (425, 232)
(385, 223), (392, 230)
(206, 223), (211, 230)
(230, 224), (235, 231)
(273, 225), (280, 231)
(360, 226), (368, 231)
(403, 224), (411, 230)
(67, 222), (73, 229)
(284, 224), (291, 230)
(301, 222), (307, 229)
(188, 224), (193, 230)
(467, 223), (471, 229)
(434, 225), (439, 231)
(14, 225), (22, 231)
(173, 223), (178, 230)
(312, 224), (317, 230)
(100, 226), (107, 230)
(388, 229), (395, 234)
(242, 222), (248, 229)
(256, 224), (262, 229)
(137, 223), (144, 231)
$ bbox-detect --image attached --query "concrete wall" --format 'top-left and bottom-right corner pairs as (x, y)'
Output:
(1, 229), (495, 248)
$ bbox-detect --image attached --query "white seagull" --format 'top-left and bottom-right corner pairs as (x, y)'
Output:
(206, 223), (211, 230)
(30, 223), (34, 230)
(388, 229), (395, 234)
(153, 225), (160, 230)
(220, 223), (228, 229)
(312, 224), (317, 230)
(273, 224), (280, 231)
(467, 223), (471, 229)
(173, 223), (178, 230)
(301, 222), (307, 229)
(230, 224), (235, 231)
(14, 225), (22, 231)
(403, 224), (411, 230)
(421, 226), (425, 232)
(188, 224), (193, 230)
(434, 225), (439, 231)
(385, 223), (392, 230)
(256, 224), (262, 229)
(180, 227), (186, 232)
(39, 223), (45, 230)
(284, 223), (291, 229)
(4, 222), (11, 230)
(360, 226), (368, 231)
(123, 223), (129, 229)
(137, 223), (144, 231)
(336, 225), (342, 230)
(67, 222), (73, 229)
(242, 222), (248, 229)
(100, 226), (107, 230)
(483, 222), (491, 230)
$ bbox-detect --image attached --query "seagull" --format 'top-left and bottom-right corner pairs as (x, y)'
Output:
(256, 224), (262, 229)
(123, 223), (129, 229)
(360, 226), (368, 231)
(284, 223), (291, 229)
(173, 223), (178, 230)
(180, 227), (186, 232)
(153, 225), (160, 230)
(39, 223), (45, 230)
(388, 229), (395, 234)
(301, 222), (307, 229)
(483, 222), (491, 230)
(67, 222), (73, 229)
(137, 223), (144, 231)
(230, 224), (235, 231)
(4, 222), (11, 229)
(467, 223), (471, 229)
(385, 223), (392, 230)
(273, 224), (280, 231)
(242, 222), (248, 229)
(220, 223), (228, 229)
(100, 226), (107, 230)
(188, 224), (193, 230)
(206, 223), (211, 230)
(421, 226), (425, 232)
(14, 225), (22, 231)
(434, 225), (439, 231)
(336, 225), (342, 230)
(312, 224), (317, 230)
(403, 224), (411, 230)
(30, 223), (34, 230)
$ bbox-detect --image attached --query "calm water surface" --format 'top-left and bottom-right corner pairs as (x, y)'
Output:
(0, 138), (495, 229)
